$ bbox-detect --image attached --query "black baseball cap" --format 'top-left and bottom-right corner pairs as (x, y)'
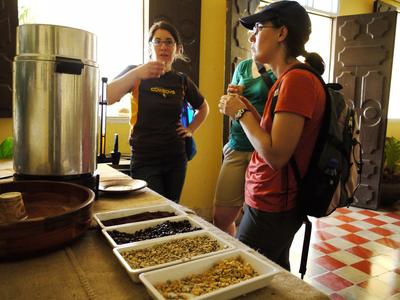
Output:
(240, 1), (311, 40)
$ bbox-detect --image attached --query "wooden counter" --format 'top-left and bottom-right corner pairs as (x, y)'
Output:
(0, 162), (329, 300)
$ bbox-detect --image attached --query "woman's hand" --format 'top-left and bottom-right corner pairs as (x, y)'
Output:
(107, 62), (166, 105)
(218, 94), (247, 119)
(135, 61), (165, 80)
(176, 122), (193, 138)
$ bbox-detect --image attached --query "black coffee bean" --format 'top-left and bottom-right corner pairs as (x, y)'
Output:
(108, 220), (201, 244)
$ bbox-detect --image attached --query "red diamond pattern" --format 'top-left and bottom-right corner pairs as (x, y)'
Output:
(375, 237), (400, 249)
(314, 255), (346, 271)
(314, 230), (336, 241)
(345, 246), (375, 259)
(358, 209), (379, 217)
(314, 272), (353, 291)
(369, 227), (394, 237)
(338, 223), (362, 233)
(363, 217), (386, 226)
(289, 201), (400, 299)
(351, 260), (374, 274)
(384, 212), (400, 220)
(336, 207), (353, 214)
(335, 215), (356, 223)
(342, 233), (369, 245)
(312, 241), (339, 254)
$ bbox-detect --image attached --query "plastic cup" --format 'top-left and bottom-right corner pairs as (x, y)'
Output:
(228, 84), (245, 95)
(0, 192), (28, 224)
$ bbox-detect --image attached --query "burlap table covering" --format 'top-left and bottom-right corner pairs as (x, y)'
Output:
(0, 163), (329, 300)
(0, 227), (328, 300)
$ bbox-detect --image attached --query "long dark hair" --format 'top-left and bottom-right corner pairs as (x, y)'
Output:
(269, 18), (325, 75)
(148, 20), (189, 62)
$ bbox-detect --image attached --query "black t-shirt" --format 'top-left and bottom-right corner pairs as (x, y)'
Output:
(116, 66), (204, 164)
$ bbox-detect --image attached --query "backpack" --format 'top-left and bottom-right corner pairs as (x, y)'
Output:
(269, 64), (363, 278)
(178, 72), (197, 161)
(256, 62), (275, 89)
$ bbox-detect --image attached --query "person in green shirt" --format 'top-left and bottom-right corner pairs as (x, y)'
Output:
(213, 58), (276, 235)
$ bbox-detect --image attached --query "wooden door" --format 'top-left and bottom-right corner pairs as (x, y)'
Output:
(224, 0), (260, 144)
(147, 0), (201, 86)
(0, 0), (18, 118)
(332, 11), (397, 209)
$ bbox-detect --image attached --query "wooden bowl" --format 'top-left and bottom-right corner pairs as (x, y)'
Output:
(0, 180), (95, 259)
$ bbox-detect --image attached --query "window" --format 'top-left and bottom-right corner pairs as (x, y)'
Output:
(297, 0), (339, 16)
(264, 0), (339, 16)
(305, 13), (333, 82)
(18, 0), (144, 117)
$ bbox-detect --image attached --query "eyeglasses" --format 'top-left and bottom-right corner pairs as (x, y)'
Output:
(150, 39), (176, 47)
(252, 23), (276, 35)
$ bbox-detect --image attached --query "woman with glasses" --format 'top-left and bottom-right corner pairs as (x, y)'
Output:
(107, 20), (209, 203)
(218, 1), (325, 270)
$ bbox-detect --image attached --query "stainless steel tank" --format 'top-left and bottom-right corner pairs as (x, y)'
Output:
(13, 24), (99, 177)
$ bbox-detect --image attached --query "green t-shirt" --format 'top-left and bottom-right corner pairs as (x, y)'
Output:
(228, 59), (276, 151)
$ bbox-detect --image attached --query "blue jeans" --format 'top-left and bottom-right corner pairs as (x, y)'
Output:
(236, 204), (303, 271)
(130, 158), (187, 203)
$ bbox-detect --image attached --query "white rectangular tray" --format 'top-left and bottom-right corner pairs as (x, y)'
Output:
(139, 249), (279, 300)
(102, 215), (207, 248)
(94, 203), (187, 228)
(113, 230), (235, 282)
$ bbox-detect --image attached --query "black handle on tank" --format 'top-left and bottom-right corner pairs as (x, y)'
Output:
(113, 133), (119, 153)
(55, 56), (84, 75)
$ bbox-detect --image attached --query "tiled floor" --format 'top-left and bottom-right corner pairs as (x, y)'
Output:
(290, 200), (400, 300)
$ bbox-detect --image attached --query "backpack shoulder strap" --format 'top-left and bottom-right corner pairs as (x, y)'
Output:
(270, 64), (327, 187)
(256, 62), (274, 89)
(286, 64), (325, 86)
(178, 72), (188, 100)
(269, 64), (322, 120)
(270, 81), (282, 119)
(178, 72), (191, 126)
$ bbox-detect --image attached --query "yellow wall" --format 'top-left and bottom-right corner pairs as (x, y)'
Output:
(387, 120), (400, 139)
(339, 0), (400, 15)
(339, 0), (374, 15)
(178, 0), (225, 219)
(0, 118), (13, 142)
(103, 119), (131, 155)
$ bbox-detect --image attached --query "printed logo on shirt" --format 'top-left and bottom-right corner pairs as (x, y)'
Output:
(150, 87), (176, 98)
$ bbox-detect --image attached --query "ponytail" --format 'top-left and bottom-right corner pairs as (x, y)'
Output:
(304, 52), (325, 75)
(269, 16), (325, 75)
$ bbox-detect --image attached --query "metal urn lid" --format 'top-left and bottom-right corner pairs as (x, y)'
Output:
(15, 24), (98, 66)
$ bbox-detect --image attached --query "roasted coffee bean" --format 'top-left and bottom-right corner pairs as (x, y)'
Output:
(122, 235), (226, 269)
(108, 220), (201, 244)
(102, 211), (176, 226)
(155, 257), (258, 298)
